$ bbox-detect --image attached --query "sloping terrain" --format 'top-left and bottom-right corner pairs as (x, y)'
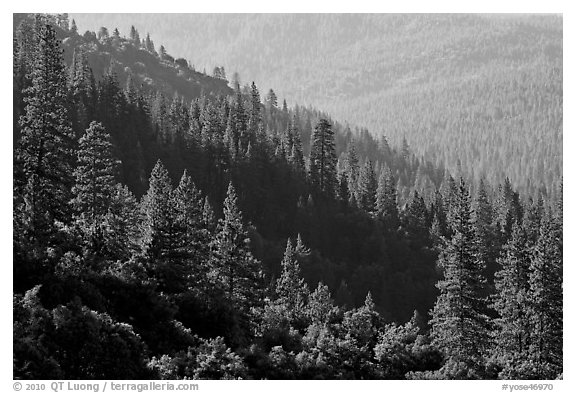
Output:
(70, 13), (563, 197)
(13, 13), (232, 100)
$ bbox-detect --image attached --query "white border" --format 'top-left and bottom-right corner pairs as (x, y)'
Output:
(2, 2), (572, 391)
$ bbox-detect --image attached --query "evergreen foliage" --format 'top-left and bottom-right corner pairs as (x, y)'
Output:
(430, 179), (490, 378)
(12, 14), (562, 380)
(525, 214), (562, 379)
(16, 22), (75, 243)
(72, 121), (120, 253)
(491, 224), (532, 379)
(309, 118), (337, 197)
(210, 182), (265, 340)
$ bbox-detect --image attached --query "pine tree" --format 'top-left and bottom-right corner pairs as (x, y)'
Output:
(103, 184), (142, 260)
(430, 213), (445, 250)
(129, 26), (140, 46)
(275, 239), (309, 316)
(97, 72), (123, 137)
(224, 110), (239, 160)
(169, 95), (189, 146)
(288, 117), (306, 176)
(141, 161), (172, 234)
(495, 178), (523, 242)
(309, 118), (337, 197)
(246, 82), (261, 147)
(202, 196), (216, 234)
(17, 22), (75, 242)
(265, 89), (278, 109)
(342, 292), (382, 349)
(523, 195), (544, 247)
(124, 74), (139, 105)
(69, 48), (97, 137)
(280, 123), (294, 159)
(402, 190), (429, 247)
(295, 233), (311, 256)
(70, 19), (77, 35)
(14, 17), (40, 94)
(525, 214), (562, 379)
(144, 33), (156, 54)
(306, 282), (337, 325)
(441, 174), (458, 225)
(431, 190), (449, 240)
(232, 87), (247, 146)
(375, 166), (399, 230)
(159, 45), (167, 60)
(14, 17), (40, 200)
(230, 72), (241, 90)
(172, 170), (210, 288)
(334, 280), (354, 308)
(472, 178), (500, 286)
(337, 171), (350, 204)
(140, 160), (188, 293)
(357, 160), (377, 213)
(400, 137), (410, 162)
(71, 121), (120, 252)
(430, 178), (490, 377)
(492, 223), (532, 378)
(344, 143), (360, 196)
(210, 182), (265, 314)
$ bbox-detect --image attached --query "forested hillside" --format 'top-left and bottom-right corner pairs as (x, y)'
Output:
(70, 13), (562, 199)
(13, 14), (562, 380)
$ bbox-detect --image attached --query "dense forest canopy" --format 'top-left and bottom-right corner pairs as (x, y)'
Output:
(13, 13), (562, 380)
(69, 13), (563, 199)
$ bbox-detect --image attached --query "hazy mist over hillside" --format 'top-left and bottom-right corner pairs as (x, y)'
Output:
(70, 14), (562, 196)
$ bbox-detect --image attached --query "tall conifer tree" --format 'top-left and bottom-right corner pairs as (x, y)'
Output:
(526, 214), (562, 379)
(211, 183), (265, 314)
(357, 160), (377, 213)
(288, 117), (306, 176)
(17, 22), (75, 242)
(430, 178), (489, 378)
(473, 179), (499, 284)
(71, 121), (119, 252)
(492, 223), (532, 378)
(375, 166), (399, 230)
(140, 160), (188, 293)
(104, 184), (142, 260)
(309, 118), (337, 197)
(172, 170), (210, 288)
(275, 238), (309, 317)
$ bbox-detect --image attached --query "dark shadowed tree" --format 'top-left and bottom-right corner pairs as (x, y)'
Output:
(376, 166), (399, 230)
(357, 160), (377, 213)
(309, 119), (337, 197)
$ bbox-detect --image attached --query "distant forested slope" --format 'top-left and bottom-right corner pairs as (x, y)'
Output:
(69, 13), (563, 198)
